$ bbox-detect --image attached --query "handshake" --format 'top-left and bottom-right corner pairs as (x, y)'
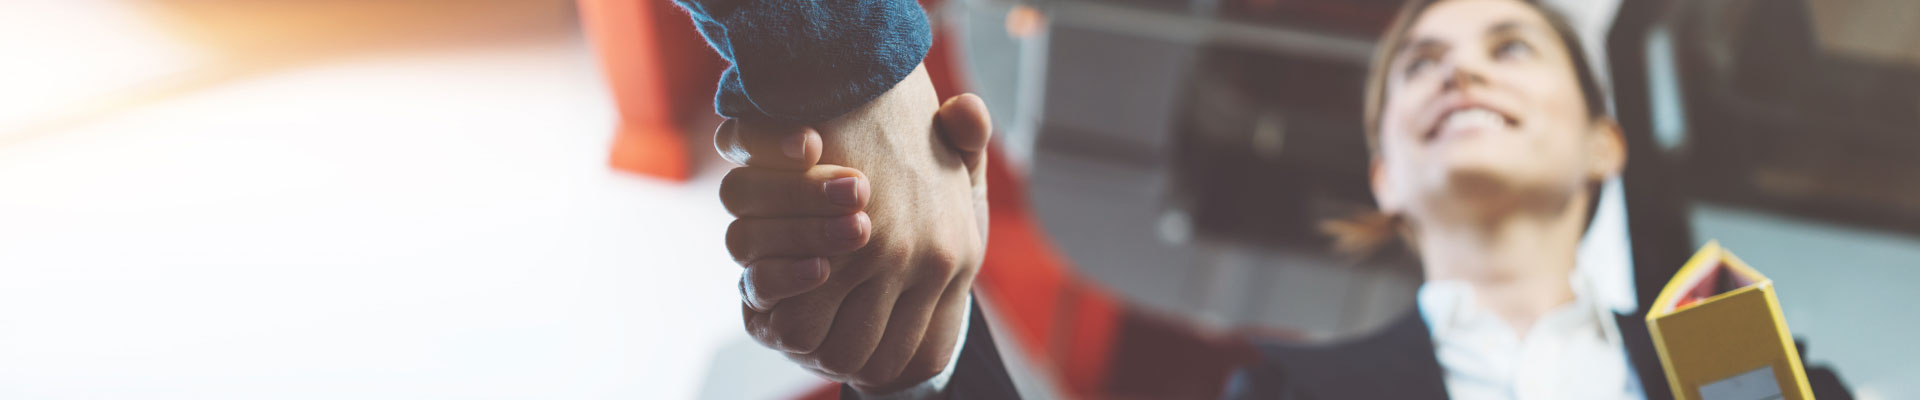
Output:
(714, 65), (995, 394)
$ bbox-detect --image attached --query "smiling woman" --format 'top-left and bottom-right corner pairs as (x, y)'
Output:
(1220, 3), (1638, 399)
(1329, 0), (1615, 260)
(1221, 0), (1852, 398)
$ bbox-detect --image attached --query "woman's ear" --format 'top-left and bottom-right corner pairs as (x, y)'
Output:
(1586, 118), (1627, 180)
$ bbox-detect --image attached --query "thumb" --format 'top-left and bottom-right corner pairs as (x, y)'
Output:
(936, 93), (993, 243)
(936, 94), (992, 172)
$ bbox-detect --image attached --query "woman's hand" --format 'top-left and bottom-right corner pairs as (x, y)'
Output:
(715, 82), (993, 392)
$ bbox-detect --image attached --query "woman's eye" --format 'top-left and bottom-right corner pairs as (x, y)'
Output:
(1405, 57), (1436, 76)
(1494, 39), (1533, 60)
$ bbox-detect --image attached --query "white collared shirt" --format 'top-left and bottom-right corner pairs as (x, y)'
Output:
(1417, 276), (1645, 400)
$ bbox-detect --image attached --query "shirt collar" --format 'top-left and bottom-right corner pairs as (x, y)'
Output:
(1417, 272), (1621, 342)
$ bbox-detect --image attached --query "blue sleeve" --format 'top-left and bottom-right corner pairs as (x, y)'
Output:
(672, 0), (933, 123)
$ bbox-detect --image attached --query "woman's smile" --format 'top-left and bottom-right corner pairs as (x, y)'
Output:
(1431, 107), (1516, 142)
(1420, 94), (1523, 144)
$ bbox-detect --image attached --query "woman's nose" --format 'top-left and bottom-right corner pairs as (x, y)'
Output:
(1439, 59), (1489, 92)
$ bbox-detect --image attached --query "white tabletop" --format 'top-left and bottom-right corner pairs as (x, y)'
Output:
(0, 28), (823, 399)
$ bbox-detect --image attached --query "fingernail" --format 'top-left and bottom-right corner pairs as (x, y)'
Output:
(782, 131), (807, 160)
(825, 214), (864, 242)
(795, 258), (825, 281)
(825, 177), (860, 208)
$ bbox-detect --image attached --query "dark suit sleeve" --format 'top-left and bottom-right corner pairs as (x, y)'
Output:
(1796, 340), (1854, 400)
(1219, 313), (1448, 400)
(842, 298), (1022, 400)
(1806, 366), (1852, 400)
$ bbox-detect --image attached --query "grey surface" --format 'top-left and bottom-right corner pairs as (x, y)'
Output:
(1022, 18), (1420, 340)
(1036, 26), (1196, 162)
(953, 0), (1026, 146)
(1026, 21), (1207, 317)
(1029, 151), (1201, 314)
(1689, 204), (1920, 400)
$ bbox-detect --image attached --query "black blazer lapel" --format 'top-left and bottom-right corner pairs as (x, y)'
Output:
(1227, 312), (1449, 399)
(1615, 313), (1676, 400)
(946, 298), (1021, 399)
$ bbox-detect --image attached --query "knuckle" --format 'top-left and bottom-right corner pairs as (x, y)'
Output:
(745, 316), (782, 350)
(901, 348), (948, 381)
(750, 330), (779, 351)
(922, 246), (965, 278)
(769, 318), (823, 354)
(815, 351), (865, 377)
(853, 362), (904, 388)
(787, 354), (844, 382)
(902, 344), (956, 380)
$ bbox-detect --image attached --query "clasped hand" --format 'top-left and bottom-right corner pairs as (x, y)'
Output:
(714, 69), (992, 393)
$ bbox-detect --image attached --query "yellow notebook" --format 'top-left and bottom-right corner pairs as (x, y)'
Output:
(1647, 241), (1813, 400)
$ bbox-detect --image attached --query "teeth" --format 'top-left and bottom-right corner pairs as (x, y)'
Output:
(1439, 108), (1506, 134)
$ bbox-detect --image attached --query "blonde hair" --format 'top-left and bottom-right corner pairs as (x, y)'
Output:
(1329, 0), (1609, 258)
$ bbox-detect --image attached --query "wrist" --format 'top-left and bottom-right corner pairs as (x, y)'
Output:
(813, 63), (942, 169)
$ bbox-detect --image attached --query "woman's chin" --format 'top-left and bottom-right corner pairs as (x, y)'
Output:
(1427, 155), (1553, 198)
(1434, 164), (1518, 200)
(1415, 158), (1581, 220)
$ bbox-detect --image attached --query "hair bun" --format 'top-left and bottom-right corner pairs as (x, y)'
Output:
(1319, 210), (1405, 259)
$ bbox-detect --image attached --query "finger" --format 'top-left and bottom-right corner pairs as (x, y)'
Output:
(786, 352), (853, 387)
(713, 118), (821, 169)
(797, 280), (901, 379)
(740, 257), (831, 312)
(937, 94), (994, 240)
(720, 165), (871, 218)
(750, 274), (859, 354)
(850, 275), (951, 391)
(742, 305), (786, 354)
(725, 213), (871, 262)
(893, 270), (976, 388)
(935, 94), (993, 156)
(791, 357), (835, 380)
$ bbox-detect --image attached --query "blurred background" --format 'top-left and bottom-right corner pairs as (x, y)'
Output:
(0, 0), (1915, 399)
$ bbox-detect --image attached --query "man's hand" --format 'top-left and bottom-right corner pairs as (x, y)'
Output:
(715, 65), (994, 393)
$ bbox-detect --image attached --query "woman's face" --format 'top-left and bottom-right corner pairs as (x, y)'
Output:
(1373, 0), (1623, 222)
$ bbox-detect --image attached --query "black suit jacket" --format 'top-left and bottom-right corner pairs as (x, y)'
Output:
(1226, 311), (1667, 399)
(866, 302), (1852, 399)
(1223, 310), (1852, 400)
